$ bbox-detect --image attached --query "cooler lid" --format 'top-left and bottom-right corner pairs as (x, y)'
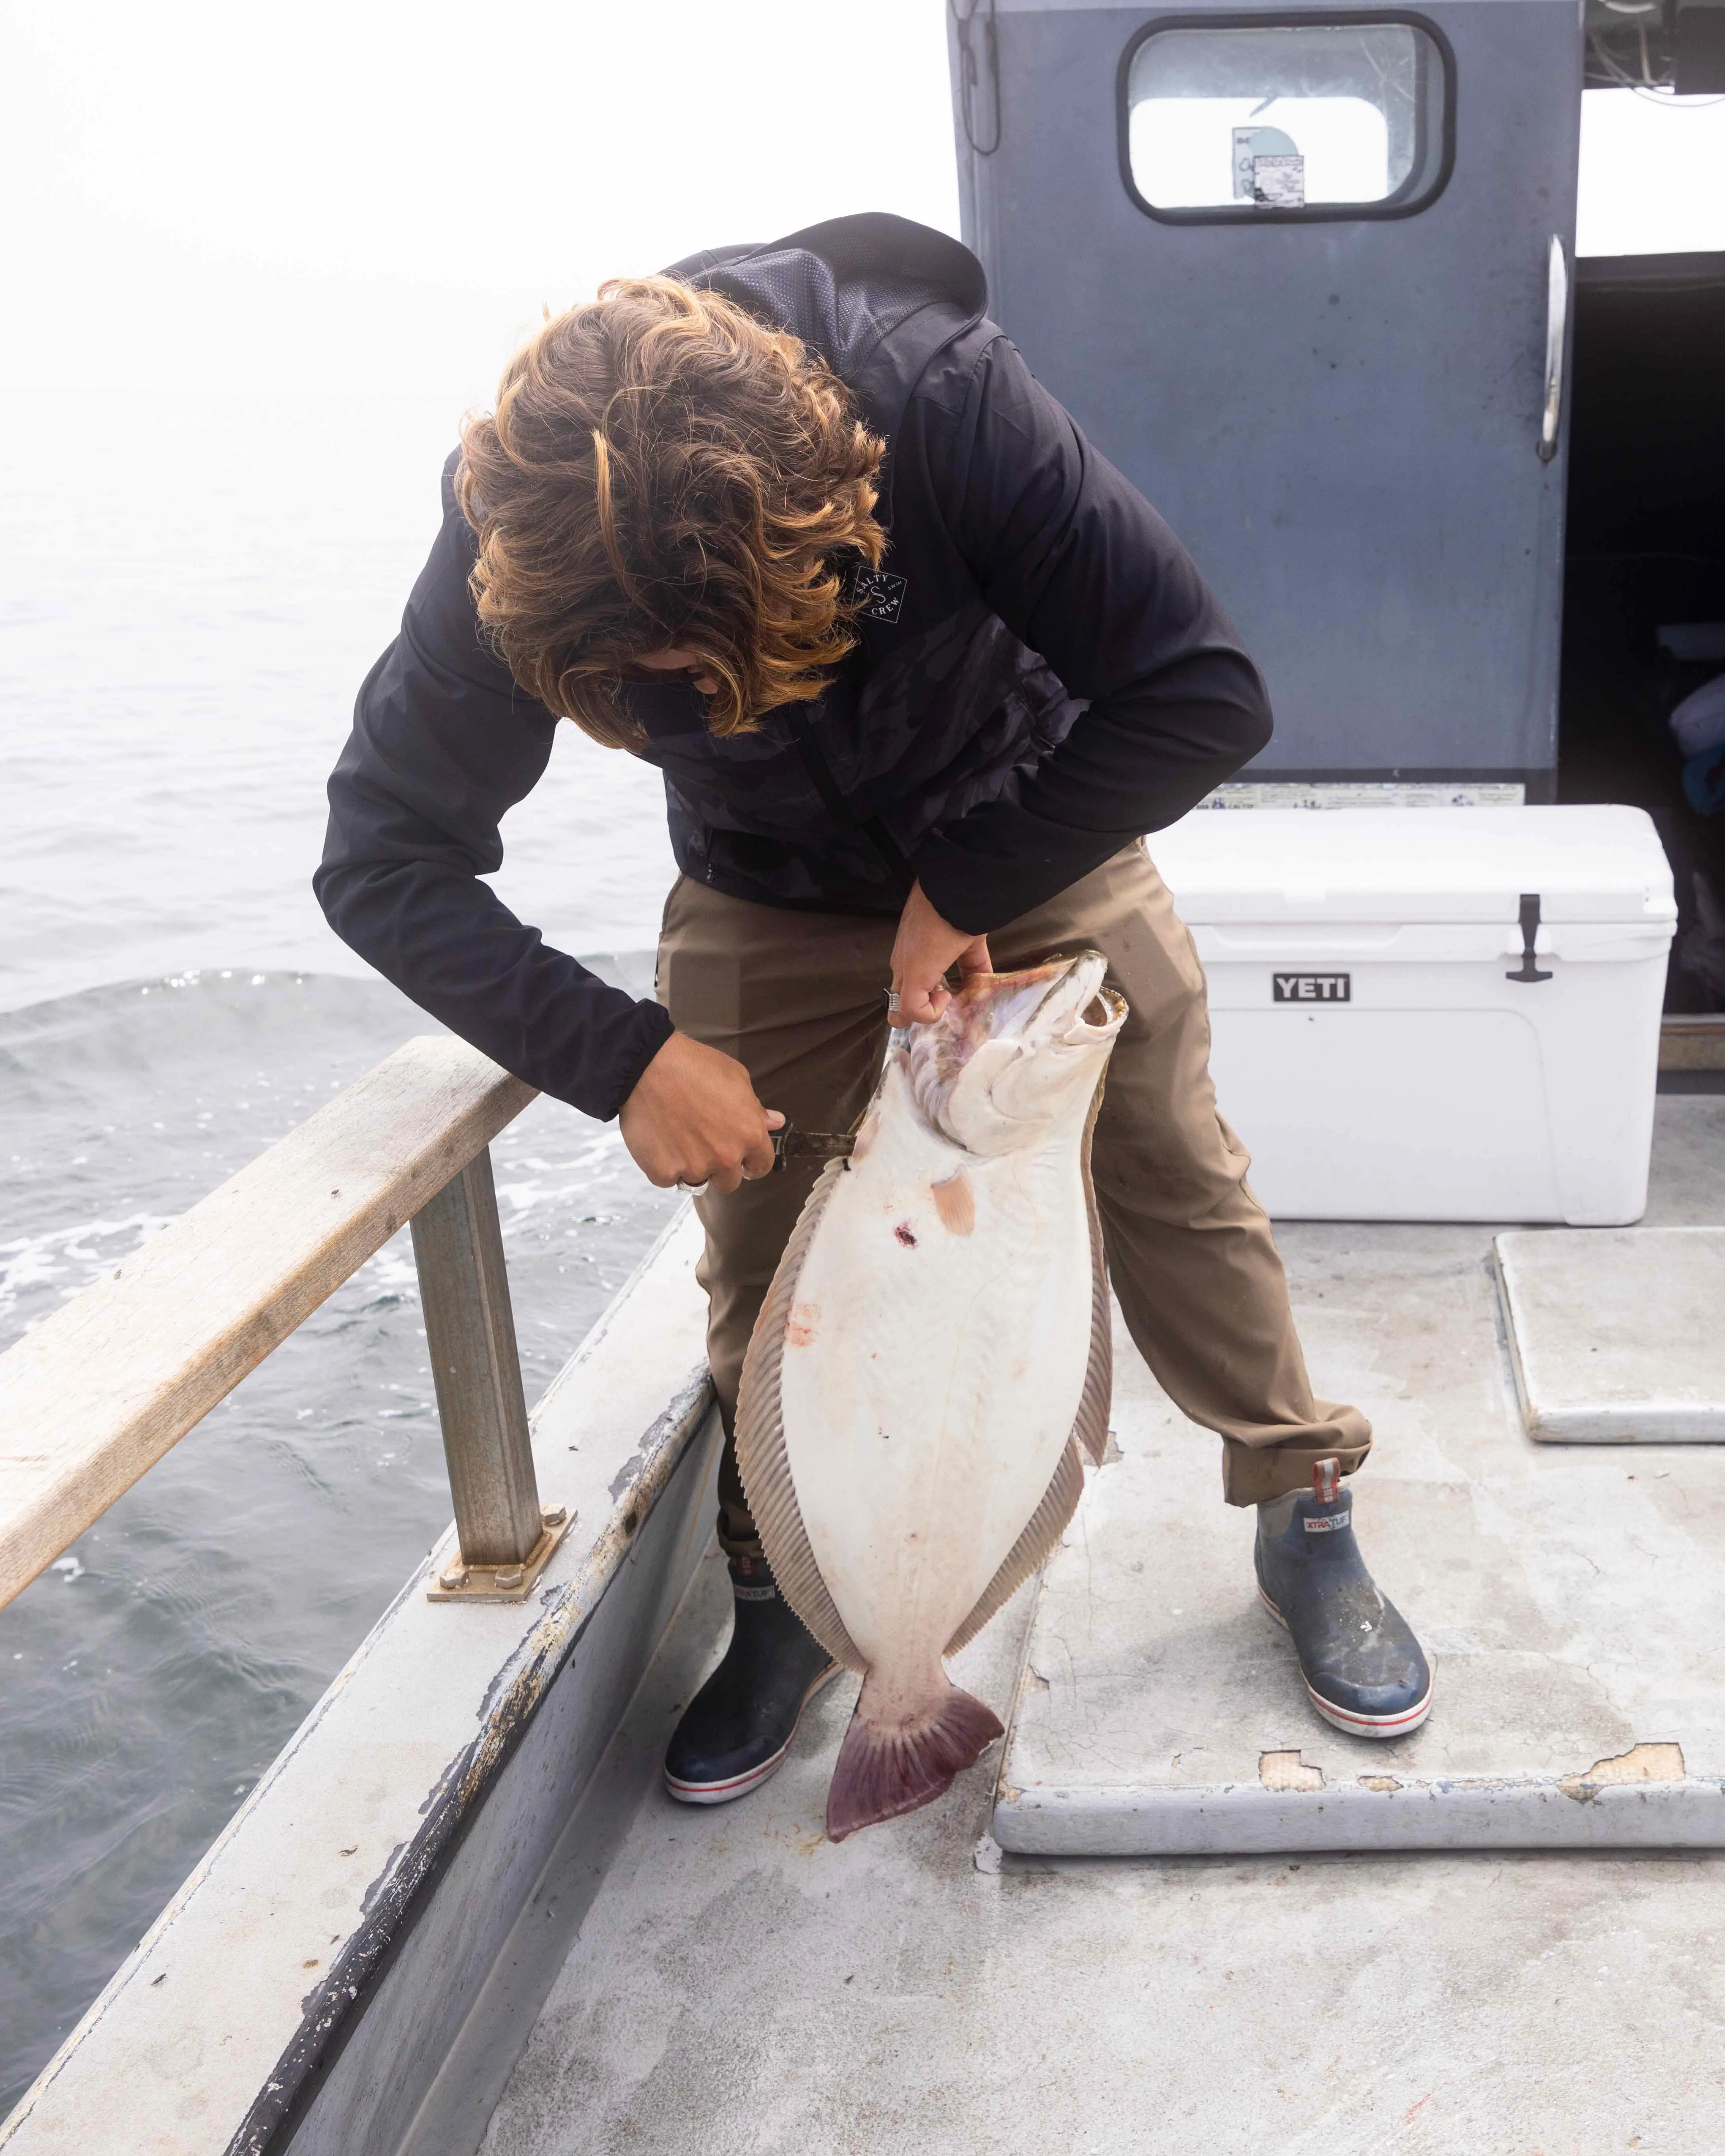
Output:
(1150, 806), (1677, 925)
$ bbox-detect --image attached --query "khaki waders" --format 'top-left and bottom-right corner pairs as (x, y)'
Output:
(654, 841), (1370, 1554)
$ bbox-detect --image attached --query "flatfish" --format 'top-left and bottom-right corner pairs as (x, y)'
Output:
(736, 951), (1127, 1839)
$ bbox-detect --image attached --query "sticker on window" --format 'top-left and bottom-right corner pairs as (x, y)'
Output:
(1251, 153), (1305, 208)
(1233, 124), (1297, 199)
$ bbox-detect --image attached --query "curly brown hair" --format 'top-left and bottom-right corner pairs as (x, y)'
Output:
(456, 276), (888, 747)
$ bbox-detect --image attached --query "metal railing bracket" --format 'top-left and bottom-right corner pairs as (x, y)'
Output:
(426, 1505), (574, 1603)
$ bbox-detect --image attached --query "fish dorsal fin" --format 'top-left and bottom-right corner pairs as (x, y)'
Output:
(944, 1079), (1113, 1654)
(733, 1160), (866, 1673)
(944, 1436), (1085, 1657)
(1072, 1087), (1112, 1468)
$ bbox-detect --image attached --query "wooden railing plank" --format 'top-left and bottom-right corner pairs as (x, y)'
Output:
(0, 1037), (536, 1611)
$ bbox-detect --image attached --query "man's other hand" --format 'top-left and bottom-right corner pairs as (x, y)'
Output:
(889, 880), (993, 1026)
(620, 1033), (783, 1194)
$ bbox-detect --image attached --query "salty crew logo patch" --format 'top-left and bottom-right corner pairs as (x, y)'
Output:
(843, 563), (908, 624)
(1273, 972), (1351, 1003)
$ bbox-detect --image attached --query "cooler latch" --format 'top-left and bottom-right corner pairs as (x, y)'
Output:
(1506, 893), (1554, 984)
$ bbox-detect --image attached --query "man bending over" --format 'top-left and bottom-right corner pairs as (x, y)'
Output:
(318, 214), (1431, 1803)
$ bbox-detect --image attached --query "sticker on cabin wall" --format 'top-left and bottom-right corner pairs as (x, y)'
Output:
(1273, 972), (1351, 1003)
(843, 564), (908, 625)
(1195, 783), (1528, 811)
(1253, 154), (1306, 209)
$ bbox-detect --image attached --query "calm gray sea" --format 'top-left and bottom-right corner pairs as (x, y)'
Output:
(0, 393), (684, 2110)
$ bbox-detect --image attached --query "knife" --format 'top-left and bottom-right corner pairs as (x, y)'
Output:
(771, 1121), (858, 1172)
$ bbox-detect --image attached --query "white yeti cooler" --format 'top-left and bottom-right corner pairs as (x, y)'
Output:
(1148, 806), (1676, 1224)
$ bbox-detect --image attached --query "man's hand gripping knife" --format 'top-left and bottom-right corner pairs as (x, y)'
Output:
(619, 1035), (784, 1196)
(619, 880), (983, 1189)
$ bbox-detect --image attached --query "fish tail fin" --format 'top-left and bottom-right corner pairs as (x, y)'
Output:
(825, 1674), (1004, 1842)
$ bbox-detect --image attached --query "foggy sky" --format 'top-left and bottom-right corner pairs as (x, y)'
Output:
(2, 2), (1719, 406)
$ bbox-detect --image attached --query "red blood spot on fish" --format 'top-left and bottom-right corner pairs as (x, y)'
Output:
(785, 1301), (820, 1348)
(894, 1222), (918, 1247)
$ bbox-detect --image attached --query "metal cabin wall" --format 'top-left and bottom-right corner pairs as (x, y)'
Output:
(950, 0), (1583, 790)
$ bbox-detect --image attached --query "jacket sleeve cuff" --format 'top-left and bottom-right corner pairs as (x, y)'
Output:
(914, 817), (1133, 937)
(560, 995), (676, 1123)
(914, 721), (1271, 938)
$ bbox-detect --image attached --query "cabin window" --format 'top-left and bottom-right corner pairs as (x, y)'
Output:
(1120, 15), (1453, 223)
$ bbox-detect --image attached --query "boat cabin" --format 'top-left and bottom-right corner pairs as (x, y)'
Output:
(948, 0), (1725, 1003)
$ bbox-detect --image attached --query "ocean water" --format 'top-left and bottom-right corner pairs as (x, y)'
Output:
(0, 396), (682, 2111)
(2, 389), (677, 1012)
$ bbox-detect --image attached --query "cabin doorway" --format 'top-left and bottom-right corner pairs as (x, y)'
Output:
(1558, 252), (1725, 1010)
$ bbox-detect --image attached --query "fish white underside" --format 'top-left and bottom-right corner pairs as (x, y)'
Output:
(774, 1057), (1096, 1676)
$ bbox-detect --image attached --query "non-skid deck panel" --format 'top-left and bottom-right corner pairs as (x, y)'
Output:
(478, 1109), (1725, 2156)
(995, 1224), (1725, 1857)
(1497, 1226), (1725, 1441)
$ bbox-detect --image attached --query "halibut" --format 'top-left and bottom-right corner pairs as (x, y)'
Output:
(736, 952), (1126, 1840)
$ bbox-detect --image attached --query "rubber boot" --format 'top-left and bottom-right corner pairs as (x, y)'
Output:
(663, 1557), (841, 1804)
(1255, 1457), (1433, 1739)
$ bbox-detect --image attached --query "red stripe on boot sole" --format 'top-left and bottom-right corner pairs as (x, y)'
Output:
(1258, 1584), (1433, 1738)
(662, 1663), (843, 1806)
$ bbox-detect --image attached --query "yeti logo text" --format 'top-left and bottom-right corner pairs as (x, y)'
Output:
(1273, 973), (1351, 1003)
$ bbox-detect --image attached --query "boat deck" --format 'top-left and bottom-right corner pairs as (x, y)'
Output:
(476, 1094), (1725, 2156)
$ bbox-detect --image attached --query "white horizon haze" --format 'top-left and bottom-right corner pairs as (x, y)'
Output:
(1, 0), (962, 405)
(2, 3), (1721, 410)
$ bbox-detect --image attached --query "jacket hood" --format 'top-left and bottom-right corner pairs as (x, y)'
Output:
(663, 213), (989, 496)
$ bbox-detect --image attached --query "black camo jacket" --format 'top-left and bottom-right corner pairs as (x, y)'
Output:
(316, 213), (1272, 1121)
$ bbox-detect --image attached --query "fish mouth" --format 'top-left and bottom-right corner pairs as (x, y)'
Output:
(1023, 951), (1124, 1044)
(948, 951), (1119, 1051)
(901, 951), (1126, 1147)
